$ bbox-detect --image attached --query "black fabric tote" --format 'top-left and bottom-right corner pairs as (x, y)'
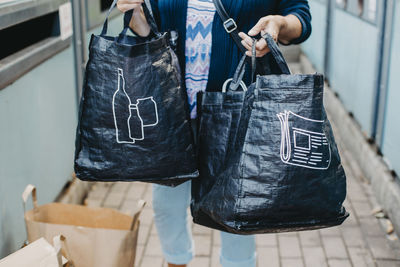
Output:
(191, 34), (349, 234)
(74, 0), (198, 186)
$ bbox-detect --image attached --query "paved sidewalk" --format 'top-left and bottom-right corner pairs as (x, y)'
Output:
(84, 64), (400, 267)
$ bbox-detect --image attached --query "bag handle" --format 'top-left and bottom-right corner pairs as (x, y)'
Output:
(223, 40), (257, 92)
(130, 199), (146, 230)
(262, 33), (291, 75)
(101, 0), (159, 37)
(53, 235), (75, 267)
(121, 0), (160, 36)
(22, 184), (38, 213)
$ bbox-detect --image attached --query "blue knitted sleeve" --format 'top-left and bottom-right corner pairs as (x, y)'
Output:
(278, 0), (312, 44)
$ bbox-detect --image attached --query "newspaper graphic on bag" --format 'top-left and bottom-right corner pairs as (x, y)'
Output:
(277, 110), (331, 170)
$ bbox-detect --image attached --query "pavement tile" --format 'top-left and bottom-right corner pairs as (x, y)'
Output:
(144, 235), (164, 257)
(303, 247), (327, 267)
(140, 256), (163, 267)
(347, 247), (376, 267)
(341, 205), (359, 227)
(341, 225), (365, 247)
(142, 186), (153, 204)
(327, 259), (353, 267)
(135, 245), (144, 267)
(210, 247), (220, 267)
(138, 224), (151, 246)
(194, 235), (212, 256)
(140, 208), (154, 226)
(278, 235), (302, 258)
(86, 184), (110, 199)
(321, 236), (349, 259)
(278, 232), (297, 237)
(257, 247), (279, 267)
(347, 188), (369, 203)
(281, 258), (304, 267)
(213, 230), (221, 247)
(126, 183), (148, 200)
(190, 257), (210, 267)
(299, 230), (321, 247)
(151, 222), (158, 235)
(193, 224), (213, 236)
(256, 234), (277, 247)
(359, 217), (386, 237)
(366, 236), (400, 260)
(319, 226), (341, 236)
(102, 191), (125, 209)
(352, 201), (373, 218)
(84, 198), (103, 207)
(112, 182), (131, 193)
(376, 260), (400, 267)
(119, 199), (144, 216)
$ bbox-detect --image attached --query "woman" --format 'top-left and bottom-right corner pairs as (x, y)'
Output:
(117, 1), (311, 266)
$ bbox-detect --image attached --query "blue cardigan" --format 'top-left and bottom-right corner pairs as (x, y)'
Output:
(127, 0), (311, 91)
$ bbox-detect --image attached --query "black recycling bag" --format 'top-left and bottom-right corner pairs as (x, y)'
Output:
(191, 35), (349, 234)
(74, 0), (198, 186)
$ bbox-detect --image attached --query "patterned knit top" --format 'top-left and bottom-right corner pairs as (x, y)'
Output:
(185, 0), (216, 119)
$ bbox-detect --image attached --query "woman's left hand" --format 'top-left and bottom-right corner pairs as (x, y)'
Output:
(238, 15), (286, 57)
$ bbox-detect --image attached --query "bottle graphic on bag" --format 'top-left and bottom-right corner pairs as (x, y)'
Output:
(112, 68), (159, 144)
(112, 68), (133, 143)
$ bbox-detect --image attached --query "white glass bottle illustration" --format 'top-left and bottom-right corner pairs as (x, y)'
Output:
(112, 68), (135, 143)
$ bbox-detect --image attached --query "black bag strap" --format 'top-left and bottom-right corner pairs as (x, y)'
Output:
(101, 0), (159, 36)
(223, 40), (257, 92)
(100, 0), (119, 36)
(262, 33), (291, 74)
(212, 0), (247, 54)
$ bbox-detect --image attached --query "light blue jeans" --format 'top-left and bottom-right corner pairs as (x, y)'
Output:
(152, 181), (256, 266)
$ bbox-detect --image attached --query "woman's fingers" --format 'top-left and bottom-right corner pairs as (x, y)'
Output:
(248, 17), (267, 36)
(239, 32), (270, 57)
(238, 32), (253, 48)
(117, 0), (144, 12)
(239, 15), (285, 57)
(245, 49), (268, 57)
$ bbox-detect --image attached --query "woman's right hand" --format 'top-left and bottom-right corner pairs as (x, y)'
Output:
(117, 0), (144, 12)
(117, 0), (151, 37)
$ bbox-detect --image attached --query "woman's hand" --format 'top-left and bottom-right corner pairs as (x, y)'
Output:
(239, 14), (302, 57)
(117, 0), (143, 12)
(117, 0), (151, 37)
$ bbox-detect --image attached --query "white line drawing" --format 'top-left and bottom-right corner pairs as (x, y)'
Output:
(277, 110), (331, 170)
(112, 68), (159, 144)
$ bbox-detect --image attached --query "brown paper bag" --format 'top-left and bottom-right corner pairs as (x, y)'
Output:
(23, 185), (145, 267)
(0, 236), (68, 267)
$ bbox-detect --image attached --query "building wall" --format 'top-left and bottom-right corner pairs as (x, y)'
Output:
(382, 0), (400, 175)
(327, 7), (379, 136)
(0, 12), (123, 258)
(301, 0), (327, 72)
(302, 0), (400, 176)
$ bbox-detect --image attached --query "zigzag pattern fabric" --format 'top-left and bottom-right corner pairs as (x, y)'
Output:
(185, 0), (216, 119)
